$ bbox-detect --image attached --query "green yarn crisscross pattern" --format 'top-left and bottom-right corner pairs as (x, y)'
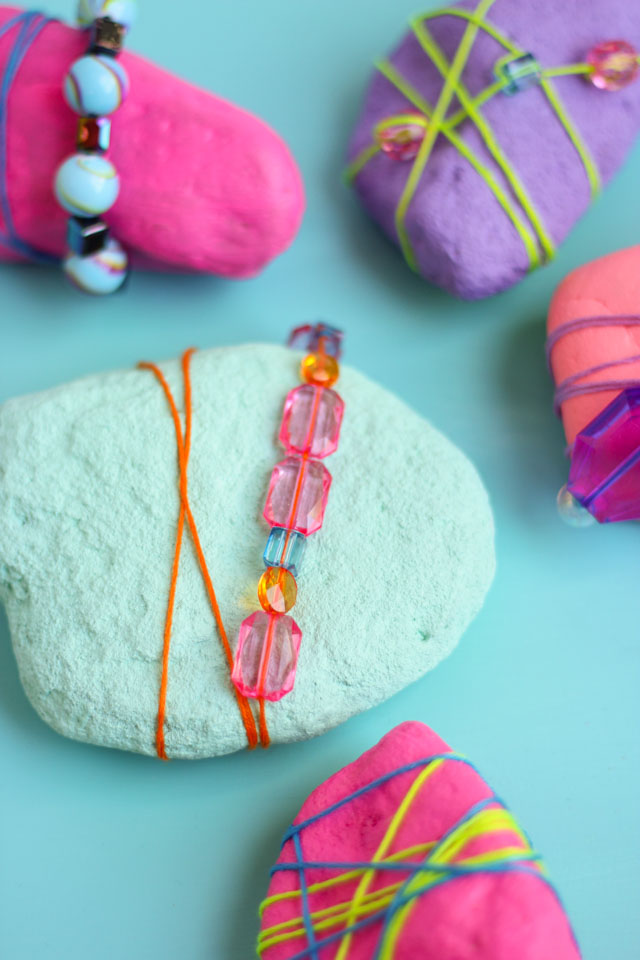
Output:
(346, 0), (601, 273)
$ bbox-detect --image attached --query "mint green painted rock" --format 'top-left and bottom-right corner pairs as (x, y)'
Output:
(0, 345), (495, 759)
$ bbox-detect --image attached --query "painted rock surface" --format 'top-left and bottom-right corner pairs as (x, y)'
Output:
(347, 0), (640, 299)
(0, 346), (494, 759)
(0, 7), (304, 276)
(548, 245), (640, 445)
(259, 722), (580, 959)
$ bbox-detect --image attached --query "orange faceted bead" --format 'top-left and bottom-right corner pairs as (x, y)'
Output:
(258, 566), (298, 614)
(300, 352), (340, 388)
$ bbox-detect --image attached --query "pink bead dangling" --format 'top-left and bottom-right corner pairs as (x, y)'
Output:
(376, 116), (427, 162)
(586, 40), (639, 91)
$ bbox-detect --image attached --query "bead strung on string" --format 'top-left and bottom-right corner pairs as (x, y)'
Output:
(586, 40), (639, 91)
(54, 0), (136, 293)
(231, 324), (345, 705)
(374, 114), (428, 162)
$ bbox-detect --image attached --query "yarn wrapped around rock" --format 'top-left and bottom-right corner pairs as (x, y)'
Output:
(346, 0), (640, 300)
(548, 245), (640, 446)
(258, 722), (580, 959)
(0, 7), (304, 276)
(0, 344), (494, 759)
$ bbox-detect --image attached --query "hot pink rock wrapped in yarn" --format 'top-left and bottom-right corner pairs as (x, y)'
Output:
(0, 7), (304, 275)
(258, 722), (580, 959)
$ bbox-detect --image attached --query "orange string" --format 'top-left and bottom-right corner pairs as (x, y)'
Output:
(139, 349), (266, 758)
(258, 698), (270, 748)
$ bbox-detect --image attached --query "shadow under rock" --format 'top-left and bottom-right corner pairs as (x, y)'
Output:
(322, 92), (456, 322)
(495, 313), (569, 513)
(218, 810), (290, 960)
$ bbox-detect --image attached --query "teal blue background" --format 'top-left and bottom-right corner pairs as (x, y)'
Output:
(1, 2), (639, 957)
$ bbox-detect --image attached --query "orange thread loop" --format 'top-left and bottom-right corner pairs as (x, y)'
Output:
(139, 349), (267, 758)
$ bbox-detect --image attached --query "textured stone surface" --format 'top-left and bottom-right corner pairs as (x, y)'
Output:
(347, 0), (640, 299)
(0, 345), (494, 759)
(0, 7), (304, 276)
(260, 722), (580, 959)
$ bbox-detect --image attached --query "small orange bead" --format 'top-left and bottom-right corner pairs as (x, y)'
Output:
(300, 352), (340, 388)
(258, 566), (298, 614)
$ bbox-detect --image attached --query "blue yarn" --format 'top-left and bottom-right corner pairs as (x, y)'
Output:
(279, 753), (472, 846)
(0, 10), (59, 264)
(270, 752), (570, 960)
(277, 863), (551, 960)
(292, 831), (319, 960)
(271, 851), (542, 875)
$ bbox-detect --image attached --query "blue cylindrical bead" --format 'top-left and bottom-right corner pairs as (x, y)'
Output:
(263, 527), (307, 578)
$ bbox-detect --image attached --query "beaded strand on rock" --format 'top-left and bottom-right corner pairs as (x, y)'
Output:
(53, 0), (135, 293)
(230, 324), (345, 721)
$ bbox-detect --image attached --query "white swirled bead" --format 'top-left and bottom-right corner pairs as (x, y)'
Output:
(76, 0), (137, 29)
(55, 154), (120, 217)
(64, 238), (128, 294)
(64, 54), (129, 116)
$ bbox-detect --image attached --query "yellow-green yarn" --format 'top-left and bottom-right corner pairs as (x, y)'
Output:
(351, 59), (542, 271)
(257, 755), (544, 958)
(393, 0), (496, 271)
(346, 3), (603, 274)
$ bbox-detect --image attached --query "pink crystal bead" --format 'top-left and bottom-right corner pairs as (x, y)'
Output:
(279, 384), (344, 458)
(264, 455), (331, 535)
(586, 40), (639, 91)
(231, 610), (302, 701)
(567, 387), (640, 523)
(376, 116), (426, 161)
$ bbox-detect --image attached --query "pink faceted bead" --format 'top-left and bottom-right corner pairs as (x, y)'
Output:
(231, 610), (301, 701)
(264, 456), (331, 535)
(279, 384), (344, 458)
(586, 40), (639, 91)
(376, 116), (426, 161)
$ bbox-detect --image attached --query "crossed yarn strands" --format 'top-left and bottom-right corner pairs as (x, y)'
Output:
(258, 753), (567, 960)
(546, 315), (640, 416)
(0, 10), (58, 263)
(138, 350), (269, 759)
(346, 0), (601, 273)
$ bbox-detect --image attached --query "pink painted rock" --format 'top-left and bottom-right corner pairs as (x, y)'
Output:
(259, 722), (580, 959)
(548, 246), (640, 445)
(0, 8), (304, 276)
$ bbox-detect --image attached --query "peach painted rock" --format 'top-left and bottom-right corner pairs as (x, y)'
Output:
(259, 722), (580, 959)
(346, 0), (640, 299)
(0, 8), (304, 276)
(548, 246), (640, 446)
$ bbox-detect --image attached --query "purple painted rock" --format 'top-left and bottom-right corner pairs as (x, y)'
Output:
(346, 0), (640, 299)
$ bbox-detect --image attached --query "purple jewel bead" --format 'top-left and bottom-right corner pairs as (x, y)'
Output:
(567, 386), (640, 522)
(288, 323), (344, 359)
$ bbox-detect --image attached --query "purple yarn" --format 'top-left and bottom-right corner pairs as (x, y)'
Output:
(346, 0), (640, 299)
(546, 314), (640, 415)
